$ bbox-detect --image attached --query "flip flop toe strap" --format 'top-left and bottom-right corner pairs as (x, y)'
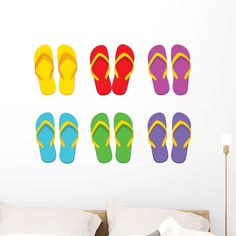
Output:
(90, 53), (110, 81)
(114, 52), (134, 81)
(172, 52), (191, 79)
(172, 120), (191, 148)
(60, 121), (79, 148)
(91, 121), (110, 148)
(36, 120), (55, 148)
(35, 53), (54, 80)
(148, 120), (167, 149)
(148, 53), (168, 81)
(58, 53), (77, 79)
(115, 120), (134, 148)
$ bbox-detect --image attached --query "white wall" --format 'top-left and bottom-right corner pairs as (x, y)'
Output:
(0, 0), (235, 235)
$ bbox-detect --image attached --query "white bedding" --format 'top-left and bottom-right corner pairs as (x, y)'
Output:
(0, 207), (101, 236)
(125, 218), (216, 236)
(107, 201), (210, 236)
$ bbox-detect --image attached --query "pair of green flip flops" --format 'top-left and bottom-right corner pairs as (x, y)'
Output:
(91, 112), (134, 163)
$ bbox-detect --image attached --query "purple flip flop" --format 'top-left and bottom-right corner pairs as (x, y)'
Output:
(171, 45), (191, 95)
(148, 113), (168, 163)
(171, 112), (191, 163)
(148, 45), (169, 95)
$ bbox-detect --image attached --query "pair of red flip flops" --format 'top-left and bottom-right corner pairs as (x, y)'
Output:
(90, 44), (134, 95)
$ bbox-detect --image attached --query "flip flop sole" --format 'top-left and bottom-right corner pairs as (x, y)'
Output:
(112, 44), (134, 95)
(171, 45), (190, 95)
(58, 45), (77, 95)
(36, 112), (56, 163)
(90, 45), (111, 95)
(148, 45), (169, 95)
(148, 113), (168, 163)
(171, 112), (191, 163)
(114, 112), (134, 163)
(59, 113), (78, 164)
(34, 45), (56, 95)
(91, 113), (112, 163)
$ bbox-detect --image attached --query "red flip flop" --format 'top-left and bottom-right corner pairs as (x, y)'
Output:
(90, 45), (111, 95)
(112, 44), (134, 95)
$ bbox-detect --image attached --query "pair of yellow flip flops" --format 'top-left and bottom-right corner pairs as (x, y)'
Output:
(34, 45), (77, 95)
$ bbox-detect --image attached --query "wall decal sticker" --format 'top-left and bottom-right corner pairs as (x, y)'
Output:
(171, 45), (191, 95)
(34, 45), (56, 95)
(148, 113), (168, 163)
(171, 112), (191, 163)
(59, 113), (79, 164)
(114, 112), (134, 163)
(112, 44), (134, 95)
(36, 112), (56, 163)
(58, 45), (77, 95)
(148, 45), (169, 95)
(90, 45), (112, 95)
(91, 113), (112, 163)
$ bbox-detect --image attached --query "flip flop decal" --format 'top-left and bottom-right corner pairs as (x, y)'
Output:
(59, 113), (79, 164)
(112, 45), (134, 95)
(91, 113), (112, 163)
(58, 45), (77, 95)
(171, 112), (191, 163)
(148, 45), (169, 95)
(114, 112), (134, 163)
(171, 45), (191, 95)
(148, 113), (168, 163)
(34, 45), (56, 95)
(36, 113), (56, 163)
(90, 45), (111, 95)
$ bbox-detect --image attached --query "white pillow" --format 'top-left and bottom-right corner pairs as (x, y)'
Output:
(107, 203), (210, 236)
(159, 218), (215, 236)
(0, 208), (101, 236)
(0, 202), (14, 219)
(0, 202), (14, 210)
(123, 219), (215, 236)
(0, 234), (59, 236)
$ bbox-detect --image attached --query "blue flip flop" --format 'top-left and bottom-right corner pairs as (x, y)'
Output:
(59, 113), (78, 164)
(36, 112), (56, 163)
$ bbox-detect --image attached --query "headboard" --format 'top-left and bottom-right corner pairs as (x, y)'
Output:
(87, 210), (210, 236)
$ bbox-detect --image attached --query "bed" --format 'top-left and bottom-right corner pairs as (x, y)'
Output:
(87, 210), (210, 236)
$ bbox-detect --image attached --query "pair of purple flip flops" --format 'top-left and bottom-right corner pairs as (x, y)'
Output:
(148, 44), (191, 95)
(148, 112), (191, 163)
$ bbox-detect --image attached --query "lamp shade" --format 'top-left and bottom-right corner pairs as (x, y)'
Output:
(221, 134), (232, 145)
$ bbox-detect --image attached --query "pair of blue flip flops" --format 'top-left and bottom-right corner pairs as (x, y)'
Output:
(36, 112), (78, 164)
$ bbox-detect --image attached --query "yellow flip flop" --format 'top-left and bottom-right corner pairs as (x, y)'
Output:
(58, 45), (77, 95)
(34, 45), (56, 95)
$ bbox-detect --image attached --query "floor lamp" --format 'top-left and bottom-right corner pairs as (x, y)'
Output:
(221, 134), (232, 236)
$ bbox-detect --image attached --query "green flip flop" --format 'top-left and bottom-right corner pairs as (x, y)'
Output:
(114, 112), (134, 163)
(91, 113), (112, 163)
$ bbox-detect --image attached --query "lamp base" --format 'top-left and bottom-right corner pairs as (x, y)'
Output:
(223, 145), (229, 156)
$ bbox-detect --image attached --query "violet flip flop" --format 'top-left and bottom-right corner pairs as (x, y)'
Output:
(148, 45), (169, 95)
(171, 45), (191, 95)
(171, 112), (191, 163)
(148, 113), (168, 163)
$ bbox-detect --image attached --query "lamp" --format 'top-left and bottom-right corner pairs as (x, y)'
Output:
(221, 134), (232, 236)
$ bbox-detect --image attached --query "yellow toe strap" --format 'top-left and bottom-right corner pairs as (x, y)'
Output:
(58, 53), (77, 79)
(172, 120), (191, 148)
(90, 53), (110, 81)
(115, 120), (134, 148)
(35, 53), (54, 81)
(36, 120), (55, 148)
(91, 121), (110, 148)
(60, 121), (79, 148)
(148, 120), (167, 149)
(172, 52), (191, 79)
(114, 52), (134, 81)
(148, 53), (168, 81)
